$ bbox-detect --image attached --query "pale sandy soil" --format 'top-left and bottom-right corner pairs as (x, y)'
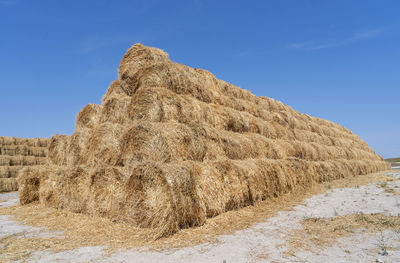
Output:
(1, 170), (399, 263)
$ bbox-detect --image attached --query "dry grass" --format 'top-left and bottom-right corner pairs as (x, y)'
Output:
(0, 145), (47, 157)
(0, 171), (393, 261)
(385, 157), (400, 163)
(0, 178), (18, 192)
(287, 213), (400, 255)
(18, 43), (390, 238)
(0, 166), (21, 178)
(377, 181), (400, 196)
(0, 137), (48, 147)
(0, 156), (47, 166)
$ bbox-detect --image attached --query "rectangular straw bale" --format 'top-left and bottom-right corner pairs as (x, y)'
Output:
(0, 136), (49, 148)
(0, 178), (18, 192)
(0, 137), (49, 192)
(0, 145), (27, 156)
(14, 137), (28, 145)
(0, 156), (11, 166)
(48, 135), (69, 165)
(0, 145), (47, 157)
(26, 138), (39, 147)
(0, 155), (47, 166)
(0, 137), (16, 146)
(0, 166), (22, 178)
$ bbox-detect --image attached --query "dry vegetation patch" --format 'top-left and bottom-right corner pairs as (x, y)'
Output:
(287, 213), (400, 255)
(377, 180), (400, 196)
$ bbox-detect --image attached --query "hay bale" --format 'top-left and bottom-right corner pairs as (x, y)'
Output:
(0, 155), (46, 166)
(18, 43), (390, 237)
(0, 137), (49, 192)
(0, 178), (18, 192)
(18, 167), (41, 204)
(0, 166), (21, 178)
(0, 145), (47, 157)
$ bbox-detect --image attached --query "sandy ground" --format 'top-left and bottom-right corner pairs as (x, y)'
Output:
(1, 170), (400, 263)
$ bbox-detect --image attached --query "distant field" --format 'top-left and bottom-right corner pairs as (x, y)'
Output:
(385, 157), (400, 163)
(385, 157), (400, 168)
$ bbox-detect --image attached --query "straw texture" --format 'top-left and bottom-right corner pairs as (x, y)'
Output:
(18, 44), (390, 237)
(0, 137), (49, 192)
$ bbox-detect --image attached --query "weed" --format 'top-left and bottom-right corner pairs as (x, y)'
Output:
(378, 232), (389, 256)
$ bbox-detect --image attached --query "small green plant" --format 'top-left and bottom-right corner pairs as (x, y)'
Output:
(378, 231), (389, 256)
(380, 246), (389, 256)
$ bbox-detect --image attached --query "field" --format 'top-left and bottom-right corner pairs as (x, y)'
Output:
(385, 157), (400, 168)
(1, 170), (399, 262)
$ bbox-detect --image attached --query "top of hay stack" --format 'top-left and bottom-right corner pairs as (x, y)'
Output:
(49, 43), (383, 167)
(18, 43), (390, 238)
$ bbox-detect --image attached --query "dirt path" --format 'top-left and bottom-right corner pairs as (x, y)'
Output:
(1, 170), (399, 262)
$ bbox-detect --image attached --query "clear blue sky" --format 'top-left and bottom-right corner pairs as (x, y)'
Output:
(0, 0), (399, 158)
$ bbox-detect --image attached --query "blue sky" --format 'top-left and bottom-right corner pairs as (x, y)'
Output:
(0, 0), (399, 158)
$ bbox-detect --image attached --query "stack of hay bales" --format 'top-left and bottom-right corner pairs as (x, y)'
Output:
(0, 137), (48, 192)
(18, 44), (390, 238)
